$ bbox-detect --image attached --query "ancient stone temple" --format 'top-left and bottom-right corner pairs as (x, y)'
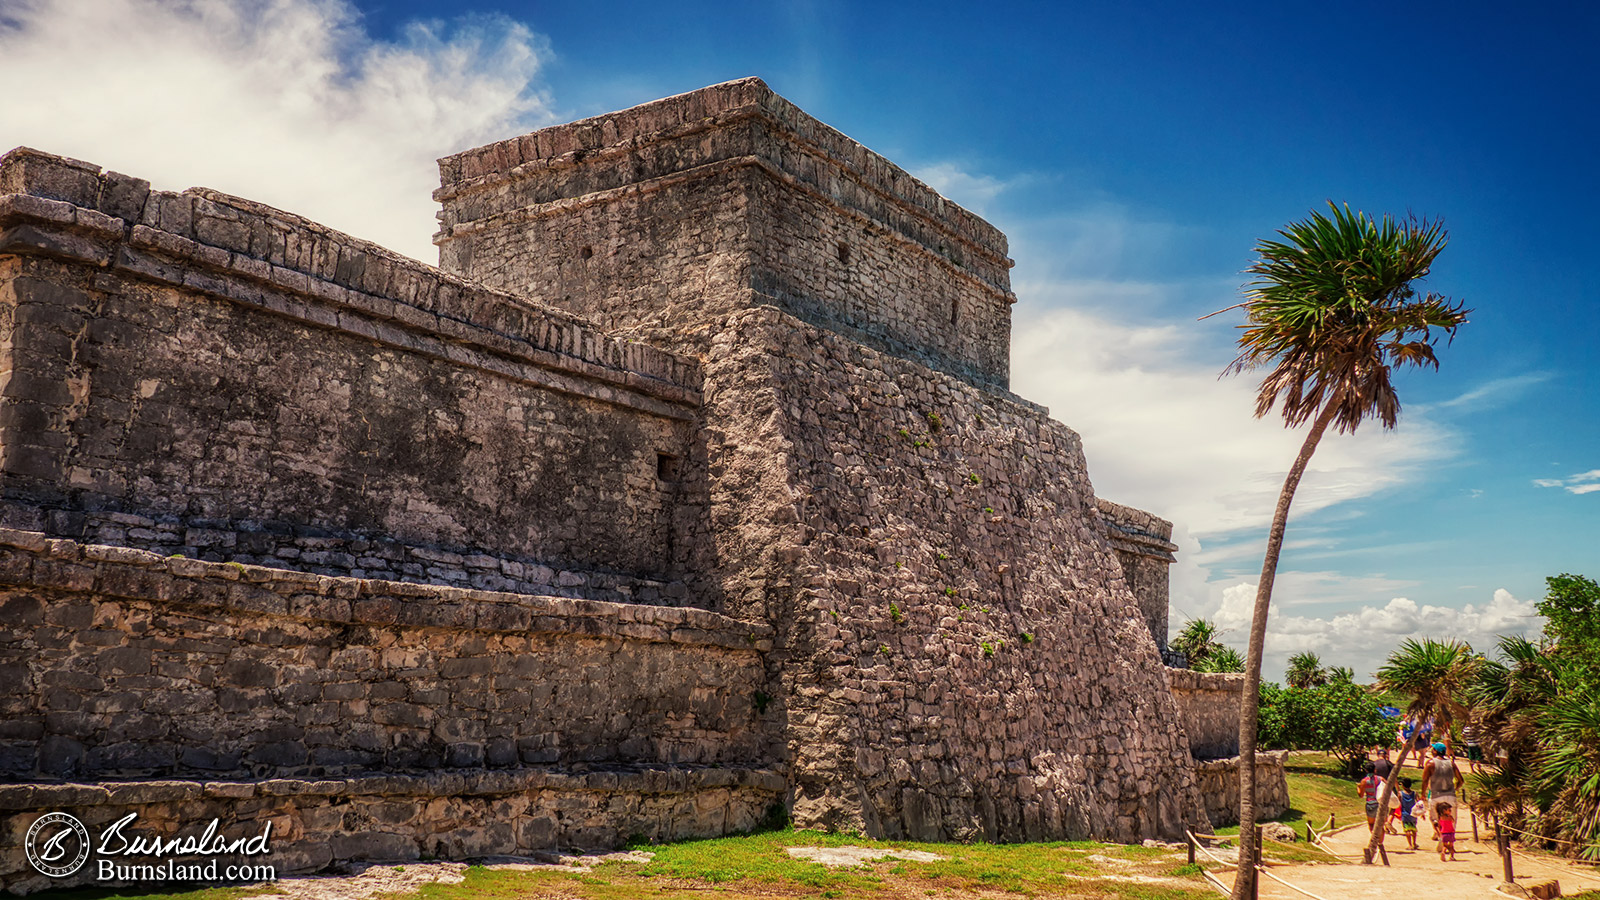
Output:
(0, 78), (1221, 891)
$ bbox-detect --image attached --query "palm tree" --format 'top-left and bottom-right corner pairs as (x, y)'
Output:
(1215, 204), (1471, 898)
(1286, 652), (1328, 689)
(1171, 618), (1224, 668)
(1328, 665), (1356, 684)
(1196, 646), (1246, 673)
(1466, 634), (1600, 859)
(1364, 639), (1472, 861)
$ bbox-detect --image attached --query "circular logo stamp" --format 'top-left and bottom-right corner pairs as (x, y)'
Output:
(25, 812), (91, 878)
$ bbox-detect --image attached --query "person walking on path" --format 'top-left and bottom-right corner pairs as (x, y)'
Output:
(1461, 722), (1483, 773)
(1397, 777), (1420, 850)
(1422, 742), (1463, 839)
(1436, 801), (1458, 861)
(1358, 762), (1385, 831)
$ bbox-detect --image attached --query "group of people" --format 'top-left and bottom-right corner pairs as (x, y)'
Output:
(1357, 741), (1466, 861)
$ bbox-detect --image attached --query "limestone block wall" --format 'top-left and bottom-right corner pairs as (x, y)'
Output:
(1, 768), (785, 895)
(1167, 668), (1243, 760)
(1193, 752), (1291, 828)
(694, 305), (1207, 843)
(0, 149), (703, 604)
(435, 77), (1015, 389)
(0, 528), (777, 781)
(1097, 500), (1177, 651)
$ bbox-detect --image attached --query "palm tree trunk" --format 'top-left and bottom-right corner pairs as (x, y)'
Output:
(1231, 402), (1339, 900)
(1364, 743), (1414, 862)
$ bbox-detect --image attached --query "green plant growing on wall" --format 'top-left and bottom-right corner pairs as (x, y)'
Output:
(968, 473), (981, 484)
(926, 411), (943, 432)
(981, 640), (995, 658)
(889, 602), (904, 623)
(1020, 632), (1034, 644)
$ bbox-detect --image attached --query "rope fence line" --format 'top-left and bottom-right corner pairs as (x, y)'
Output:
(1183, 828), (1347, 900)
(1199, 868), (1232, 897)
(1255, 864), (1340, 900)
(1493, 819), (1600, 854)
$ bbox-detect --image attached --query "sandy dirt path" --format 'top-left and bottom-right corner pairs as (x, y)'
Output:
(1214, 822), (1600, 899)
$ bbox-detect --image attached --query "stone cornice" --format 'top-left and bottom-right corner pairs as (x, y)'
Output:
(435, 78), (1014, 287)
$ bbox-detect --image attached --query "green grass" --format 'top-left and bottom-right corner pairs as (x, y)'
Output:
(379, 829), (1217, 900)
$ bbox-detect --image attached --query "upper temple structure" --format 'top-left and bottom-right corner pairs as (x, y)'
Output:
(0, 78), (1281, 891)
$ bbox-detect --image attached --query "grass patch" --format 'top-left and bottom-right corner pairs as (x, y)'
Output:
(385, 829), (1216, 900)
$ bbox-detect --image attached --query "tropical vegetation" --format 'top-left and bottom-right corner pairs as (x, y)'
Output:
(1256, 678), (1392, 777)
(1463, 574), (1600, 861)
(1215, 202), (1470, 898)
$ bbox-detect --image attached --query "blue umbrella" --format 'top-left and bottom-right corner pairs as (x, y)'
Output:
(1379, 706), (1402, 718)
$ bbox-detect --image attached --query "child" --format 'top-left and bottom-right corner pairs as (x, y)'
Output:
(1357, 762), (1383, 829)
(1436, 801), (1456, 861)
(1398, 777), (1419, 850)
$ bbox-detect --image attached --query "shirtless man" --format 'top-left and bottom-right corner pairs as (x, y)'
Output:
(1422, 742), (1464, 839)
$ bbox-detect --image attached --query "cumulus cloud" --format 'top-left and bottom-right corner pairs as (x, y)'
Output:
(1534, 469), (1600, 495)
(1205, 583), (1543, 681)
(0, 0), (554, 261)
(1009, 302), (1457, 536)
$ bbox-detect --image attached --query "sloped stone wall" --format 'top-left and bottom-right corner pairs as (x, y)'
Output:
(695, 306), (1206, 842)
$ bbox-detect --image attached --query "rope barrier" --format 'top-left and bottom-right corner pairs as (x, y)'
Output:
(1255, 864), (1341, 900)
(1494, 819), (1599, 852)
(1199, 868), (1232, 897)
(1184, 830), (1238, 868)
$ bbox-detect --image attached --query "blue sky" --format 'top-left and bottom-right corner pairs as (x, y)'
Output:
(1, 0), (1593, 679)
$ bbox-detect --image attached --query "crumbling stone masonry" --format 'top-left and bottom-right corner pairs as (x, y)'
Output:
(1, 78), (1222, 890)
(1167, 669), (1290, 827)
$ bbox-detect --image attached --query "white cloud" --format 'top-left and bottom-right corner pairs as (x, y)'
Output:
(1009, 302), (1457, 537)
(1532, 469), (1600, 495)
(1200, 584), (1542, 681)
(0, 0), (554, 261)
(910, 163), (1018, 217)
(1428, 372), (1552, 411)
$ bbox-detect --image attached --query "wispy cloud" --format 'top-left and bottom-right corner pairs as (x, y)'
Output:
(0, 0), (554, 261)
(1533, 469), (1600, 495)
(1428, 372), (1553, 411)
(910, 163), (1026, 217)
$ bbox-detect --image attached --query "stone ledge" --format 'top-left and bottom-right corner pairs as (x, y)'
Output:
(0, 528), (774, 650)
(0, 765), (789, 810)
(1166, 668), (1245, 693)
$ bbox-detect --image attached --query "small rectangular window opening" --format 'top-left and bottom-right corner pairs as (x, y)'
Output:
(656, 452), (680, 482)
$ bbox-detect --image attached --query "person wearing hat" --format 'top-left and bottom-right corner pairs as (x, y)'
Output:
(1422, 741), (1463, 840)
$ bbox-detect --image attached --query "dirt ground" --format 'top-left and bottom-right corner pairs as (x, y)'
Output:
(1216, 822), (1600, 899)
